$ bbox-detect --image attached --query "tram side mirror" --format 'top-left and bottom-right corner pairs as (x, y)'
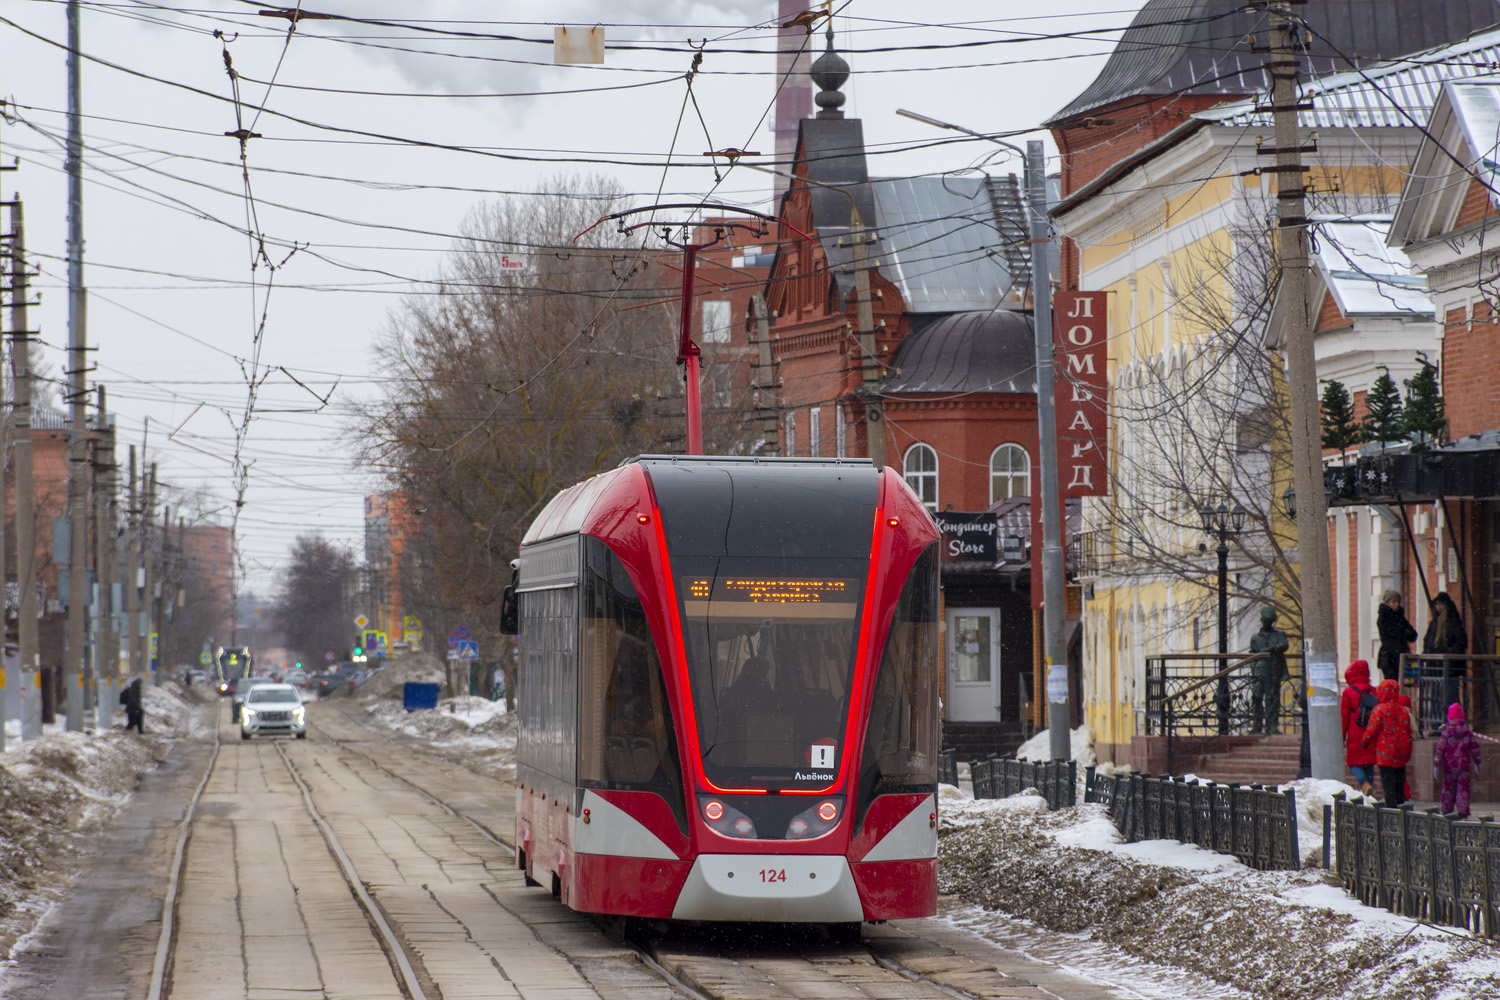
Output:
(500, 584), (519, 635)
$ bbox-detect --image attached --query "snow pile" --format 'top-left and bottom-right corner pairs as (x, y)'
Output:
(1277, 777), (1369, 868)
(939, 799), (1500, 1000)
(1015, 724), (1096, 766)
(939, 787), (1049, 831)
(356, 653), (445, 702)
(365, 695), (515, 748)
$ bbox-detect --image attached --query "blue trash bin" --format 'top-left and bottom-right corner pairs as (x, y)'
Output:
(403, 682), (440, 712)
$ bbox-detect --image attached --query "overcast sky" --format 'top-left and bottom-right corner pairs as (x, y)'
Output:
(2, 1), (1125, 592)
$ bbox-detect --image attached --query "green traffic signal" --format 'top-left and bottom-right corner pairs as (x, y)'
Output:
(353, 647), (362, 657)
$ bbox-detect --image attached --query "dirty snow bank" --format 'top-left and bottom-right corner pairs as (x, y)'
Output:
(0, 682), (210, 959)
(1015, 724), (1096, 766)
(938, 792), (1499, 1000)
(362, 694), (516, 778)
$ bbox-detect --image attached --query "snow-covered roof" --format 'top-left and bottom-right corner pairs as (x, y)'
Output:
(1196, 27), (1500, 130)
(1445, 78), (1500, 196)
(1311, 218), (1432, 317)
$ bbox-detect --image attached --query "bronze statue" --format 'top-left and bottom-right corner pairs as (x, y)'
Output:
(1249, 606), (1290, 735)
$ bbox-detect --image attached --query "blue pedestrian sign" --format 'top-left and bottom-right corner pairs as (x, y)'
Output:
(453, 639), (479, 660)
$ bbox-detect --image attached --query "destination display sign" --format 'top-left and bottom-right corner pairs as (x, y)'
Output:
(683, 577), (858, 619)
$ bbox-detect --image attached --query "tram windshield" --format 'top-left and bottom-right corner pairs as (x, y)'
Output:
(647, 461), (877, 791)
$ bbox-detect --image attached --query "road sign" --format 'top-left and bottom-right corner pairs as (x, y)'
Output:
(199, 651), (211, 665)
(450, 639), (479, 660)
(447, 625), (473, 649)
(325, 651), (336, 661)
(354, 614), (370, 630)
(363, 629), (381, 652)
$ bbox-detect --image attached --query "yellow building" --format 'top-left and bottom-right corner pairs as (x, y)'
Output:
(1050, 27), (1500, 768)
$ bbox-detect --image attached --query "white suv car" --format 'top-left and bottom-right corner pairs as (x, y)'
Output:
(239, 683), (307, 740)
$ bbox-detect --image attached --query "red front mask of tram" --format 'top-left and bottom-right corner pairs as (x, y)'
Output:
(510, 457), (940, 924)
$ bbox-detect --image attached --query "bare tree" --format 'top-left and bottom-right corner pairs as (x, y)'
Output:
(270, 533), (357, 662)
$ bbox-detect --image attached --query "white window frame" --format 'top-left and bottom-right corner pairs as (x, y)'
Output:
(835, 404), (846, 458)
(785, 412), (796, 457)
(701, 299), (732, 343)
(989, 444), (1030, 503)
(903, 443), (938, 513)
(809, 406), (821, 457)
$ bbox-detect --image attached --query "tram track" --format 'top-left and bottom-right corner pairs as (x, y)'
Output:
(303, 705), (1084, 1000)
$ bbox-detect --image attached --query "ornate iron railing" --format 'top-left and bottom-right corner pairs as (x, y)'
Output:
(1398, 653), (1500, 736)
(970, 757), (1077, 810)
(937, 749), (958, 788)
(1085, 769), (1301, 871)
(1145, 653), (1305, 773)
(1333, 793), (1499, 936)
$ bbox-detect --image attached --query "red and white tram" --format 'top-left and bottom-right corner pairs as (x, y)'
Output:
(506, 456), (940, 927)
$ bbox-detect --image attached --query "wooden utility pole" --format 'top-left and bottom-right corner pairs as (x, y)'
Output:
(751, 294), (779, 455)
(848, 212), (886, 468)
(8, 200), (40, 740)
(1266, 5), (1340, 778)
(126, 446), (140, 683)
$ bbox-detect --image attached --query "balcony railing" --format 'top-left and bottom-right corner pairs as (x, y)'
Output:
(1144, 653), (1305, 774)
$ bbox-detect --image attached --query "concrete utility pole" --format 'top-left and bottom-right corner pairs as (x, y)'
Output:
(126, 446), (140, 683)
(93, 387), (115, 722)
(63, 0), (89, 731)
(751, 294), (780, 455)
(141, 464), (156, 683)
(9, 201), (40, 741)
(848, 211), (886, 468)
(1267, 7), (1341, 779)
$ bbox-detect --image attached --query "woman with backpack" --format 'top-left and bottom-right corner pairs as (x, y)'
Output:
(1362, 679), (1414, 808)
(1340, 659), (1378, 795)
(1434, 702), (1481, 817)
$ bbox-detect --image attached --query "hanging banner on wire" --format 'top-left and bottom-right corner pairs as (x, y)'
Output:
(1054, 291), (1109, 497)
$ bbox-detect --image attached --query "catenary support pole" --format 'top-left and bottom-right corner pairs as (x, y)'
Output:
(1269, 7), (1340, 779)
(142, 465), (156, 683)
(9, 201), (40, 741)
(1028, 139), (1070, 763)
(93, 387), (115, 725)
(127, 446), (140, 684)
(751, 294), (779, 454)
(63, 0), (89, 731)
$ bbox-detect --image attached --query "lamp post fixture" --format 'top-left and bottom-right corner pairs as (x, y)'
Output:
(1200, 502), (1247, 734)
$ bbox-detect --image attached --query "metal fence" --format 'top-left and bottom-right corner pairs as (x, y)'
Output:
(969, 757), (1078, 810)
(937, 749), (958, 788)
(1085, 771), (1301, 871)
(1332, 794), (1500, 936)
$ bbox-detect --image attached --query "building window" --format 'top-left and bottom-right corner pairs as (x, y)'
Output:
(835, 404), (846, 458)
(989, 444), (1029, 503)
(785, 412), (796, 457)
(701, 300), (732, 343)
(809, 406), (821, 457)
(903, 443), (938, 512)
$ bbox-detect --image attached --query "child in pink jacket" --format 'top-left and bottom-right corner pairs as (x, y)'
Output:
(1435, 703), (1481, 817)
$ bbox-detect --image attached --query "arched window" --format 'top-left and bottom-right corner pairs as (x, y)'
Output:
(903, 443), (938, 512)
(989, 444), (1029, 503)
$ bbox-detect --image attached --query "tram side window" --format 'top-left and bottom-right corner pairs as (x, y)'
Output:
(860, 545), (939, 804)
(578, 538), (686, 828)
(518, 586), (578, 784)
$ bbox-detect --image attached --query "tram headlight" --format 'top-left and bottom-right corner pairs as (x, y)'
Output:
(698, 796), (757, 839)
(786, 796), (844, 839)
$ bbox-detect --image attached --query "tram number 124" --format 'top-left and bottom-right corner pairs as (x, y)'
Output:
(759, 869), (787, 883)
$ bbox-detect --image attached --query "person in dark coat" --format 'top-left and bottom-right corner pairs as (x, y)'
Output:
(120, 677), (145, 734)
(1423, 592), (1467, 713)
(1376, 589), (1417, 683)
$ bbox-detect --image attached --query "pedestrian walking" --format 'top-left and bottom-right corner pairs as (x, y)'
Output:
(1340, 659), (1378, 795)
(1434, 702), (1480, 817)
(120, 677), (145, 734)
(1376, 589), (1417, 683)
(1362, 679), (1413, 808)
(1423, 592), (1468, 713)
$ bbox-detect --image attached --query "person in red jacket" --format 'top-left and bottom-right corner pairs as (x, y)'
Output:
(1361, 680), (1413, 808)
(1340, 660), (1378, 795)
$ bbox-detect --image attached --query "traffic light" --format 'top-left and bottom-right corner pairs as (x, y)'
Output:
(353, 646), (362, 657)
(294, 661), (302, 669)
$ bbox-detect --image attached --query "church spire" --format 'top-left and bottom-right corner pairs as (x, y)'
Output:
(810, 22), (848, 119)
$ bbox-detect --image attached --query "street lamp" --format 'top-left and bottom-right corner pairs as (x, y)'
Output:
(1200, 502), (1247, 733)
(896, 107), (1069, 762)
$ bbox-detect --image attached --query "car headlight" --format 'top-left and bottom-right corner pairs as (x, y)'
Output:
(242, 707), (256, 719)
(292, 706), (305, 722)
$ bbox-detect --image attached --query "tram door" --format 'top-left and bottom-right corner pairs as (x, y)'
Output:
(946, 608), (1000, 722)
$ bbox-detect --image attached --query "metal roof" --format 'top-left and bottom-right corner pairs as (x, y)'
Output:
(1447, 78), (1500, 199)
(1197, 27), (1500, 128)
(1310, 217), (1433, 317)
(1049, 0), (1500, 125)
(882, 310), (1035, 395)
(798, 117), (879, 300)
(871, 175), (1019, 314)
